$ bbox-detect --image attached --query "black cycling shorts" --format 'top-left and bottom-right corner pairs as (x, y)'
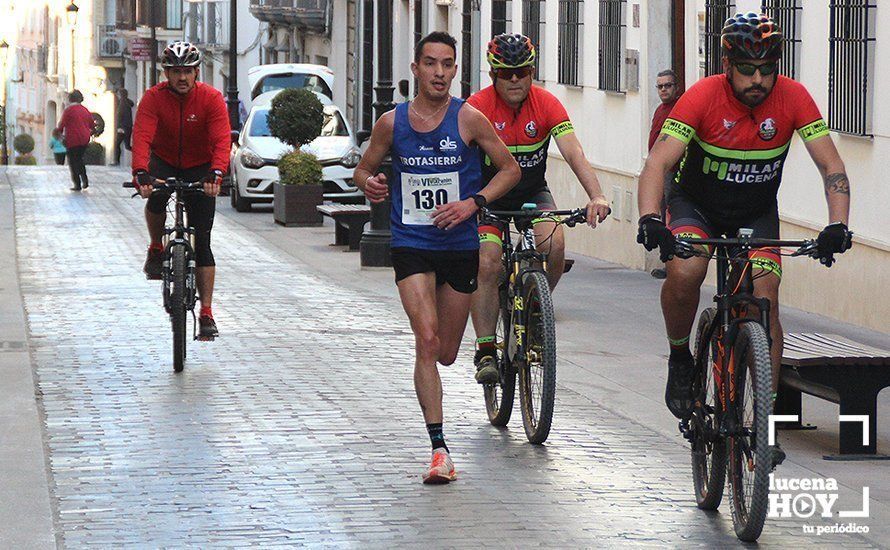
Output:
(391, 247), (480, 294)
(145, 155), (216, 267)
(666, 191), (783, 278)
(480, 188), (557, 244)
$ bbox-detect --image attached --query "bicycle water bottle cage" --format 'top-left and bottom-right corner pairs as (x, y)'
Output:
(521, 203), (537, 210)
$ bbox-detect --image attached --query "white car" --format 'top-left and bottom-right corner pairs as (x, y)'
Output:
(247, 63), (335, 102)
(229, 91), (364, 212)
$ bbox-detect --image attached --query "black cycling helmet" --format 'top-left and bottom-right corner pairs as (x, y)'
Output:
(721, 12), (783, 60)
(161, 41), (202, 68)
(486, 33), (536, 69)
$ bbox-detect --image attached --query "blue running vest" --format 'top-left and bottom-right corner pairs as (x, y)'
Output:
(390, 97), (482, 250)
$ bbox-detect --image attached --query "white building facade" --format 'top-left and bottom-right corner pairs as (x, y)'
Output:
(361, 0), (886, 333)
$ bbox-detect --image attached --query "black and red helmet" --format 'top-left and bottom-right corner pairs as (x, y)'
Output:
(161, 41), (202, 68)
(486, 33), (536, 69)
(721, 12), (783, 60)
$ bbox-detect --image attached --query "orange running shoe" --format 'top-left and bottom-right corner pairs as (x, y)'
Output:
(422, 449), (456, 484)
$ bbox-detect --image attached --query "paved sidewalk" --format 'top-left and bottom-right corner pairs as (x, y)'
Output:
(2, 166), (889, 547)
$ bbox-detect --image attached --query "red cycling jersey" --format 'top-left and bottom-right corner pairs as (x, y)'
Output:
(131, 81), (231, 175)
(661, 74), (829, 224)
(467, 85), (574, 199)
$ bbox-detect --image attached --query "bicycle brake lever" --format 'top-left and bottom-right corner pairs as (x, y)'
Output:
(131, 192), (140, 198)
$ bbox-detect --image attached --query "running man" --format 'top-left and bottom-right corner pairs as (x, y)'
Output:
(354, 31), (520, 483)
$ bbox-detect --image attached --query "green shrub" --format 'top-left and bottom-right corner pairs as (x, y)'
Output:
(278, 150), (323, 186)
(14, 154), (37, 165)
(267, 89), (324, 149)
(13, 133), (35, 154)
(83, 141), (106, 165)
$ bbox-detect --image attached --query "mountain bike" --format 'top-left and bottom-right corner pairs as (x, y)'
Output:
(677, 228), (848, 541)
(480, 204), (588, 444)
(125, 178), (208, 373)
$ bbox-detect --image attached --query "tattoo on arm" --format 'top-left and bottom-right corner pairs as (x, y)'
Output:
(658, 134), (669, 142)
(824, 172), (850, 196)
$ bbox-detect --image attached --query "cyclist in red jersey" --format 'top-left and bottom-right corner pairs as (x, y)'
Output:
(637, 14), (852, 443)
(467, 34), (611, 383)
(131, 41), (231, 339)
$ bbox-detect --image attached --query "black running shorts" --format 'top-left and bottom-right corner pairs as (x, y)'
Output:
(391, 247), (480, 294)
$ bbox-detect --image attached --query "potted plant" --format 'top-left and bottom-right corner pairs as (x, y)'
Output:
(13, 133), (36, 165)
(267, 88), (325, 226)
(83, 141), (106, 165)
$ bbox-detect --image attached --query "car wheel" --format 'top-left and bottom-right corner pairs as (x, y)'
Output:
(232, 177), (252, 212)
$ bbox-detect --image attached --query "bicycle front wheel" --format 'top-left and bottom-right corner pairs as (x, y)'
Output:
(484, 283), (515, 426)
(690, 307), (726, 510)
(728, 322), (773, 542)
(517, 270), (556, 444)
(171, 245), (187, 373)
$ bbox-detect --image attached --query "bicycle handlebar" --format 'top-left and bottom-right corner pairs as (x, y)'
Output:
(481, 207), (594, 227)
(674, 235), (821, 262)
(122, 178), (205, 190)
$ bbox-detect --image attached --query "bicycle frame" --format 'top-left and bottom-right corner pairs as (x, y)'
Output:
(161, 183), (198, 317)
(498, 218), (544, 370)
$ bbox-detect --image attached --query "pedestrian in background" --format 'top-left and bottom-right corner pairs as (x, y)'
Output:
(56, 90), (96, 191)
(113, 88), (134, 166)
(646, 69), (682, 279)
(49, 128), (67, 166)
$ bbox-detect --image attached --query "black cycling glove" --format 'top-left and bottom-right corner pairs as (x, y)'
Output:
(815, 222), (852, 266)
(204, 169), (224, 185)
(637, 214), (676, 263)
(134, 170), (152, 187)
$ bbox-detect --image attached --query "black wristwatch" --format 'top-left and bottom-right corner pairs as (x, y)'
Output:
(472, 194), (487, 208)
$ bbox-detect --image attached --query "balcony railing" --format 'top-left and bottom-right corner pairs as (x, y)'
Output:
(249, 0), (330, 33)
(97, 25), (126, 58)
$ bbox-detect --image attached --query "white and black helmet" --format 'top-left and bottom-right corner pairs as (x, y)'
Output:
(161, 41), (202, 68)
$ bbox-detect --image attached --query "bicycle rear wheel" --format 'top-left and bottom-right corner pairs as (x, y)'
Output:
(727, 322), (772, 542)
(171, 245), (187, 373)
(690, 307), (726, 510)
(484, 284), (515, 426)
(518, 270), (556, 444)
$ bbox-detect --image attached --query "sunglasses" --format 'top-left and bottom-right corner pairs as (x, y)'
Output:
(655, 82), (675, 90)
(495, 66), (534, 80)
(732, 61), (778, 76)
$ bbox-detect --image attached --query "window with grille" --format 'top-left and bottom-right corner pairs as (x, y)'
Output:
(557, 0), (582, 86)
(761, 0), (802, 80)
(414, 0), (424, 45)
(828, 0), (876, 136)
(522, 0), (545, 80)
(703, 1), (734, 77)
(597, 0), (625, 92)
(492, 0), (512, 35)
(461, 0), (481, 97)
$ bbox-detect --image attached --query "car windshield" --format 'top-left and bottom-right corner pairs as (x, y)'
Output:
(250, 108), (350, 138)
(253, 73), (333, 99)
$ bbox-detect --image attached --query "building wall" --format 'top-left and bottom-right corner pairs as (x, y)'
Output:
(266, 0), (888, 332)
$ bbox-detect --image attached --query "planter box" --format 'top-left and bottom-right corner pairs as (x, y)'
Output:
(273, 182), (324, 226)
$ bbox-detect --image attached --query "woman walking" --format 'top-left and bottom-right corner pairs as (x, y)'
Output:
(56, 90), (96, 191)
(49, 129), (67, 165)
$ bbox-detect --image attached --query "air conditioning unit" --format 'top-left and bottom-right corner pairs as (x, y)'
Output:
(100, 35), (125, 57)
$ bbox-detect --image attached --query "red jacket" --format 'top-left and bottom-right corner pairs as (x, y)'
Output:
(57, 104), (95, 148)
(131, 81), (231, 174)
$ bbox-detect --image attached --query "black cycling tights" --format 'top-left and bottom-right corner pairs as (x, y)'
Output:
(146, 155), (216, 267)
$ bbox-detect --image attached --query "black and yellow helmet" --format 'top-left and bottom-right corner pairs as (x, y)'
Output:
(486, 33), (536, 69)
(721, 12), (783, 60)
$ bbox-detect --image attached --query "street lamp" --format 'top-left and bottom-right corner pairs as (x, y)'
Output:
(66, 2), (79, 91)
(1, 39), (8, 165)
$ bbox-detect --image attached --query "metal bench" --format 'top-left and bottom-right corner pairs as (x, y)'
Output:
(775, 333), (890, 459)
(316, 204), (371, 251)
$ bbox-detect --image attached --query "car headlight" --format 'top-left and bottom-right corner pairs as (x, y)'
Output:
(240, 147), (265, 169)
(340, 148), (362, 168)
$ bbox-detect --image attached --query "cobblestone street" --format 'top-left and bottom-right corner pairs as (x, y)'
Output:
(3, 167), (884, 547)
